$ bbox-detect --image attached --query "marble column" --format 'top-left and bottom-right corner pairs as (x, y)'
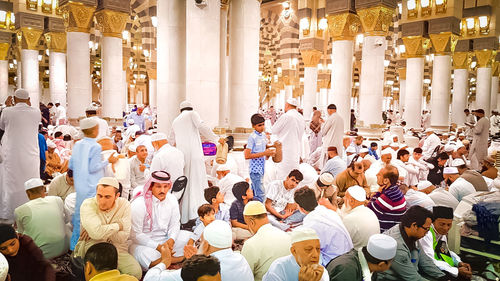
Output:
(157, 0), (186, 133)
(475, 50), (495, 117)
(45, 32), (67, 105)
(229, 0), (260, 128)
(16, 61), (21, 89)
(430, 55), (452, 128)
(17, 26), (43, 107)
(219, 1), (229, 127)
(186, 0), (220, 128)
(451, 52), (469, 125)
(491, 73), (498, 111)
(60, 2), (96, 119)
(399, 79), (406, 112)
(0, 41), (8, 104)
(301, 49), (322, 120)
(147, 69), (157, 109)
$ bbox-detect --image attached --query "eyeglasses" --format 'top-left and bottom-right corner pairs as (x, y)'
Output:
(419, 225), (430, 231)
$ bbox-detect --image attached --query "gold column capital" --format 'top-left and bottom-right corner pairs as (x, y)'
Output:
(397, 68), (407, 80)
(16, 27), (43, 50)
(44, 32), (67, 53)
(95, 9), (128, 38)
(327, 13), (361, 41)
(60, 2), (96, 33)
(0, 43), (9, 60)
(402, 36), (430, 58)
(492, 61), (499, 76)
(357, 5), (394, 36)
(221, 0), (231, 9)
(474, 50), (496, 68)
(429, 32), (458, 55)
(452, 52), (471, 69)
(300, 49), (322, 67)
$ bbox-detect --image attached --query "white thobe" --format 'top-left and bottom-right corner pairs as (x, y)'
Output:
(303, 205), (353, 266)
(419, 228), (461, 277)
(144, 248), (254, 281)
(92, 116), (109, 138)
(464, 114), (476, 139)
(404, 189), (436, 210)
(102, 150), (132, 199)
(408, 156), (433, 181)
(130, 193), (180, 270)
(170, 110), (218, 223)
(422, 133), (441, 160)
(469, 117), (490, 170)
(0, 103), (40, 221)
(449, 177), (476, 202)
(150, 144), (184, 183)
(339, 205), (380, 250)
(422, 113), (431, 129)
(490, 115), (500, 135)
(263, 254), (329, 281)
(393, 159), (419, 186)
(217, 173), (245, 205)
(321, 112), (344, 166)
(271, 108), (305, 179)
(55, 106), (66, 125)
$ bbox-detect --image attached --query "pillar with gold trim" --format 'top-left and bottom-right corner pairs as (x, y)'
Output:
(45, 18), (67, 106)
(95, 1), (129, 119)
(0, 32), (10, 104)
(301, 48), (322, 119)
(326, 1), (361, 130)
(451, 40), (471, 125)
(356, 0), (395, 126)
(60, 0), (96, 119)
(428, 18), (459, 128)
(473, 37), (498, 117)
(16, 13), (44, 108)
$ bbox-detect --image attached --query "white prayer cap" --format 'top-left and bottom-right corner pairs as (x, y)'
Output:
(80, 117), (98, 130)
(381, 148), (393, 155)
(318, 172), (334, 186)
(54, 100), (60, 104)
(346, 185), (366, 202)
(0, 253), (8, 281)
(97, 177), (119, 189)
(443, 166), (459, 175)
(127, 119), (135, 125)
(424, 128), (434, 133)
(360, 148), (369, 154)
(128, 143), (137, 152)
(449, 135), (456, 141)
(451, 158), (466, 167)
(85, 104), (98, 112)
(346, 146), (356, 153)
(24, 178), (44, 191)
(291, 227), (319, 244)
(417, 180), (433, 191)
(180, 101), (193, 110)
(14, 89), (29, 99)
(286, 98), (299, 107)
(243, 201), (267, 216)
(203, 220), (232, 248)
(367, 234), (397, 261)
(390, 142), (399, 147)
(151, 133), (167, 142)
(115, 127), (122, 132)
(459, 133), (465, 137)
(46, 139), (56, 148)
(444, 144), (455, 152)
(216, 164), (230, 172)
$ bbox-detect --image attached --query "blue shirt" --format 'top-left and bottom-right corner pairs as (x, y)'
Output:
(263, 254), (329, 281)
(369, 148), (379, 160)
(127, 112), (145, 132)
(247, 130), (267, 175)
(230, 200), (246, 224)
(321, 156), (347, 178)
(68, 137), (108, 249)
(38, 133), (47, 161)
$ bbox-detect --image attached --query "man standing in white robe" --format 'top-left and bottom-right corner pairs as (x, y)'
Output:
(0, 90), (40, 223)
(321, 104), (344, 168)
(271, 98), (305, 180)
(468, 109), (489, 171)
(150, 133), (184, 185)
(169, 101), (222, 223)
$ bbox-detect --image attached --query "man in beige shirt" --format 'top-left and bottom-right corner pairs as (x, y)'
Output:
(48, 171), (75, 201)
(74, 177), (141, 279)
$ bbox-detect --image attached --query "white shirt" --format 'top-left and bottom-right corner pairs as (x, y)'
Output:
(404, 189), (436, 210)
(266, 180), (295, 213)
(102, 150), (132, 199)
(429, 188), (459, 210)
(449, 177), (476, 202)
(422, 133), (441, 160)
(340, 205), (380, 250)
(419, 227), (461, 277)
(150, 144), (185, 183)
(303, 206), (353, 266)
(55, 105), (66, 121)
(263, 254), (329, 281)
(218, 173), (245, 205)
(130, 193), (181, 248)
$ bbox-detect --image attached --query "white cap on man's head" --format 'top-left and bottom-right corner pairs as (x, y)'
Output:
(46, 139), (56, 148)
(14, 89), (29, 99)
(318, 172), (334, 186)
(216, 164), (230, 172)
(203, 220), (232, 248)
(367, 234), (397, 261)
(0, 252), (7, 281)
(24, 178), (44, 191)
(443, 167), (459, 174)
(180, 101), (193, 110)
(346, 146), (356, 153)
(128, 143), (137, 152)
(451, 158), (466, 167)
(97, 177), (119, 189)
(381, 148), (393, 155)
(291, 227), (319, 244)
(86, 105), (98, 112)
(286, 98), (299, 107)
(444, 144), (455, 152)
(151, 133), (167, 142)
(346, 185), (366, 202)
(417, 180), (433, 191)
(80, 118), (98, 130)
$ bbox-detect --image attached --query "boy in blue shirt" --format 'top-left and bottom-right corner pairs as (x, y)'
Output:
(244, 114), (275, 202)
(369, 142), (379, 160)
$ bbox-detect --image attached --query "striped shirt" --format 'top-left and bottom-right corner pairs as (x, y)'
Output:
(368, 185), (407, 232)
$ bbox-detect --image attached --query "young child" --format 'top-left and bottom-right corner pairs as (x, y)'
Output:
(230, 182), (254, 240)
(188, 204), (216, 247)
(203, 186), (230, 223)
(244, 114), (275, 202)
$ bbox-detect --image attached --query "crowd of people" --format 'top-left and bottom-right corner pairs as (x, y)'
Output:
(0, 89), (498, 281)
